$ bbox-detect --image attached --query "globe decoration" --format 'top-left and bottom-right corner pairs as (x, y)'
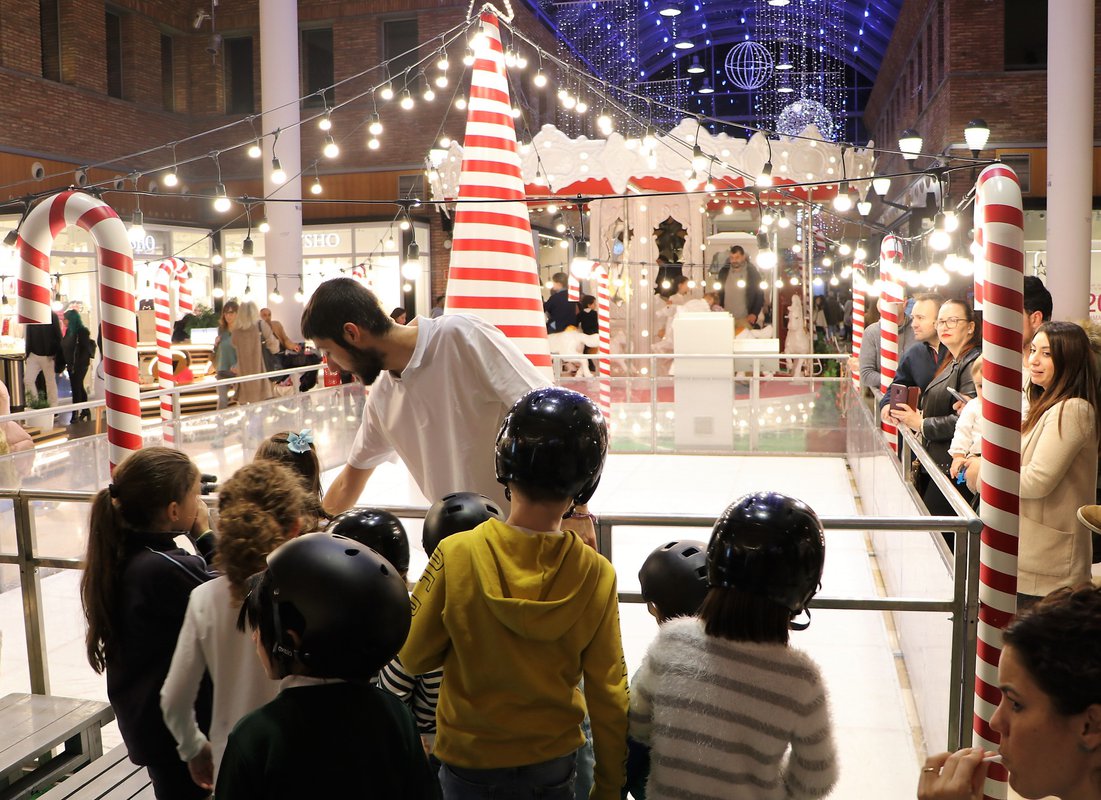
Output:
(724, 41), (774, 91)
(777, 99), (835, 140)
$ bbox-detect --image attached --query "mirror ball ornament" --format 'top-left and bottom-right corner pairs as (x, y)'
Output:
(777, 99), (835, 140)
(724, 41), (774, 91)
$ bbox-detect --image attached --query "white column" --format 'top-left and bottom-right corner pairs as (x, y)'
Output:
(260, 0), (305, 340)
(1046, 0), (1094, 319)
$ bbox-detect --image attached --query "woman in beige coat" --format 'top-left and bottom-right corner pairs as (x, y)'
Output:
(969, 321), (1100, 607)
(230, 301), (274, 405)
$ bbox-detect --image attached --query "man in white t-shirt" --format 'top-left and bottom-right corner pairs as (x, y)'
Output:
(301, 278), (551, 516)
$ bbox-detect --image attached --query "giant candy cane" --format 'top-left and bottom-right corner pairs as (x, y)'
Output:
(594, 264), (611, 420)
(851, 261), (866, 392)
(879, 235), (904, 449)
(972, 164), (1023, 800)
(153, 258), (192, 445)
(18, 191), (140, 470)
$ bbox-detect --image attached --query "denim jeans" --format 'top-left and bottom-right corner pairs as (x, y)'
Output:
(573, 714), (595, 800)
(439, 752), (576, 800)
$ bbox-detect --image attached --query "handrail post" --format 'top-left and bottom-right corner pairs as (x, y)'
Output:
(172, 386), (183, 447)
(595, 514), (612, 564)
(960, 516), (983, 749)
(947, 516), (968, 750)
(13, 492), (50, 695)
(649, 355), (657, 453)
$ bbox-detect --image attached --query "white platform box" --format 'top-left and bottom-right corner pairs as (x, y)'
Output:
(673, 312), (734, 449)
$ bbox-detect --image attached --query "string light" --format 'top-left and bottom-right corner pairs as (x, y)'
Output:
(213, 183), (231, 213)
(318, 109), (332, 132)
(247, 138), (262, 158)
(422, 83), (436, 102)
(400, 89), (414, 110)
(212, 250), (223, 266)
(534, 69), (548, 87)
(380, 82), (394, 100)
(270, 129), (286, 184)
(323, 135), (340, 159)
(368, 113), (383, 136)
(258, 218), (270, 234)
(293, 281), (305, 303)
(401, 241), (420, 280)
(455, 94), (467, 110)
(269, 277), (283, 304)
(162, 166), (179, 188)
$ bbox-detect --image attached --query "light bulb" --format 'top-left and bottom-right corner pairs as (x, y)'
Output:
(399, 218), (411, 231)
(271, 158), (287, 184)
(423, 86), (436, 102)
(380, 83), (394, 100)
(533, 70), (548, 87)
(269, 289), (283, 303)
(455, 94), (467, 110)
(311, 178), (323, 195)
(516, 53), (528, 69)
(212, 286), (225, 298)
(855, 245), (867, 261)
(758, 250), (777, 270)
(213, 184), (232, 213)
(692, 145), (708, 173)
(822, 257), (833, 267)
(400, 90), (414, 110)
(723, 204), (733, 215)
(435, 74), (448, 89)
(929, 228), (951, 251)
(597, 113), (613, 135)
(368, 113), (383, 136)
(943, 210), (959, 232)
(830, 275), (840, 287)
(437, 54), (449, 71)
(323, 136), (339, 159)
(756, 161), (773, 187)
(367, 137), (380, 150)
(293, 288), (305, 303)
(162, 168), (179, 188)
(838, 243), (852, 256)
(761, 210), (775, 227)
(439, 135), (451, 148)
(212, 251), (223, 266)
(833, 189), (853, 212)
(318, 113), (332, 132)
(247, 139), (262, 159)
(575, 99), (588, 114)
(462, 49), (474, 66)
(258, 218), (270, 234)
(777, 213), (791, 229)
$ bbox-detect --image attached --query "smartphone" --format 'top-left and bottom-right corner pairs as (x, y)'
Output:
(947, 386), (972, 404)
(888, 384), (912, 411)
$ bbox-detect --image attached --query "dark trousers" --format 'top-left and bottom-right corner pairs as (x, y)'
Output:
(439, 752), (576, 800)
(69, 362), (88, 420)
(144, 758), (209, 800)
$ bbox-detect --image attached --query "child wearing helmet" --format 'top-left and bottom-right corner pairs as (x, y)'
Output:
(400, 387), (629, 799)
(629, 492), (838, 800)
(377, 492), (504, 755)
(160, 460), (309, 791)
(215, 533), (438, 799)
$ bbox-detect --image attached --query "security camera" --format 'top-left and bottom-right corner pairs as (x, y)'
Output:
(193, 9), (210, 29)
(30, 162), (45, 181)
(113, 175), (125, 191)
(74, 168), (88, 187)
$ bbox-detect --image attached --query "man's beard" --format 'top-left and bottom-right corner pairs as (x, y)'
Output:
(344, 343), (386, 385)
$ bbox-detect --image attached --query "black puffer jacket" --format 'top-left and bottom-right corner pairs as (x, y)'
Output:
(919, 346), (982, 470)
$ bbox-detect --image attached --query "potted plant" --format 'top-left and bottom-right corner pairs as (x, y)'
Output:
(23, 391), (53, 432)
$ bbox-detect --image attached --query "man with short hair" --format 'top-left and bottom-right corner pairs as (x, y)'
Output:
(260, 307), (300, 353)
(852, 297), (916, 393)
(543, 272), (577, 333)
(717, 246), (764, 330)
(879, 293), (948, 423)
(1022, 275), (1053, 351)
(301, 278), (550, 517)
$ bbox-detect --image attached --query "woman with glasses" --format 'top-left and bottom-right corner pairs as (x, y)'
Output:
(964, 321), (1099, 609)
(888, 299), (981, 518)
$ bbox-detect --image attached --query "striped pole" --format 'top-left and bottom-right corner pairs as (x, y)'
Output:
(974, 187), (985, 311)
(568, 274), (580, 303)
(879, 235), (904, 449)
(443, 12), (552, 378)
(17, 191), (140, 471)
(152, 258), (191, 445)
(596, 264), (611, 420)
(852, 261), (865, 392)
(973, 164), (1023, 800)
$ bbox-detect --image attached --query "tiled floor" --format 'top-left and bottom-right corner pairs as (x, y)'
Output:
(0, 450), (920, 797)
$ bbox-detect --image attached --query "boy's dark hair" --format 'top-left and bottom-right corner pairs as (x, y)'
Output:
(1023, 276), (1053, 322)
(551, 272), (569, 287)
(699, 585), (792, 645)
(301, 278), (394, 344)
(580, 294), (596, 310)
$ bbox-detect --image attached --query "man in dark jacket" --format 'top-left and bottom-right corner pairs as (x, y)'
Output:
(543, 272), (577, 333)
(23, 311), (62, 410)
(717, 246), (764, 330)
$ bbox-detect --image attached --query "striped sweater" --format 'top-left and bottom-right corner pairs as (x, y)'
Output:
(628, 617), (837, 800)
(376, 655), (442, 736)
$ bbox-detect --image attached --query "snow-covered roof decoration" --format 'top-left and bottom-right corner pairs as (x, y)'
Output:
(430, 118), (876, 203)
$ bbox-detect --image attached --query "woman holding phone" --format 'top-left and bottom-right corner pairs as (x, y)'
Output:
(889, 299), (981, 517)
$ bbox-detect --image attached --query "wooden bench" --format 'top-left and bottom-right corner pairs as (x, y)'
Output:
(0, 693), (114, 800)
(37, 745), (153, 800)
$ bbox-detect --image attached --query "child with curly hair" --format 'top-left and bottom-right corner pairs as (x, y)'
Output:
(254, 430), (329, 530)
(160, 460), (309, 792)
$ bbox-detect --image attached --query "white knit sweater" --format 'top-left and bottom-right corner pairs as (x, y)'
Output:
(629, 617), (837, 800)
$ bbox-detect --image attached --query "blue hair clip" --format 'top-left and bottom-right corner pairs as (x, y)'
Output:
(286, 429), (314, 454)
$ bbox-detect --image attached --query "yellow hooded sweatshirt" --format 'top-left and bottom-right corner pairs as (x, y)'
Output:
(400, 518), (628, 799)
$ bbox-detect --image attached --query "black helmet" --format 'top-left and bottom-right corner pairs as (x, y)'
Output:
(266, 532), (411, 679)
(706, 492), (825, 614)
(423, 492), (504, 556)
(639, 540), (709, 620)
(495, 387), (608, 505)
(328, 509), (410, 577)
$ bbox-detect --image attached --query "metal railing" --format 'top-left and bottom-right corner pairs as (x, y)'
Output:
(0, 359), (983, 753)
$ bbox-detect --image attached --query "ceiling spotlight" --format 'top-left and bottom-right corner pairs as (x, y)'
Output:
(658, 1), (682, 16)
(964, 118), (990, 157)
(687, 55), (705, 74)
(857, 200), (872, 216)
(697, 79), (714, 94)
(872, 176), (891, 196)
(674, 37), (695, 50)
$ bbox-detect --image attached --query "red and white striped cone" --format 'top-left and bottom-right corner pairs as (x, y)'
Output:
(17, 191), (140, 471)
(444, 12), (552, 377)
(595, 264), (611, 420)
(879, 235), (904, 449)
(568, 275), (580, 303)
(973, 164), (1024, 800)
(152, 258), (192, 445)
(851, 263), (866, 391)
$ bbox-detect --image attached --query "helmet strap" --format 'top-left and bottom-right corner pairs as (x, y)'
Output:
(789, 607), (812, 631)
(270, 600), (298, 678)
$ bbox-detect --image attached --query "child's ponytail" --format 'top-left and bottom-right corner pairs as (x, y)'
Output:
(82, 488), (128, 673)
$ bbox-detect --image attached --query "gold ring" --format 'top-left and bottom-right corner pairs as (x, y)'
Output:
(922, 767), (938, 773)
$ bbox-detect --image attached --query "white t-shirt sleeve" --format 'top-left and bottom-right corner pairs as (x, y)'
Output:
(463, 316), (552, 406)
(347, 391), (397, 470)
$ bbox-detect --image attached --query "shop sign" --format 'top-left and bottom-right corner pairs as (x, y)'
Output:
(302, 232), (342, 251)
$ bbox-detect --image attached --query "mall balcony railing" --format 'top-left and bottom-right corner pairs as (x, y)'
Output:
(0, 353), (982, 753)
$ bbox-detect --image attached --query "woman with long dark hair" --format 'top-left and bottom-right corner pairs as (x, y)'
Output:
(61, 308), (93, 423)
(889, 299), (981, 517)
(214, 301), (239, 409)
